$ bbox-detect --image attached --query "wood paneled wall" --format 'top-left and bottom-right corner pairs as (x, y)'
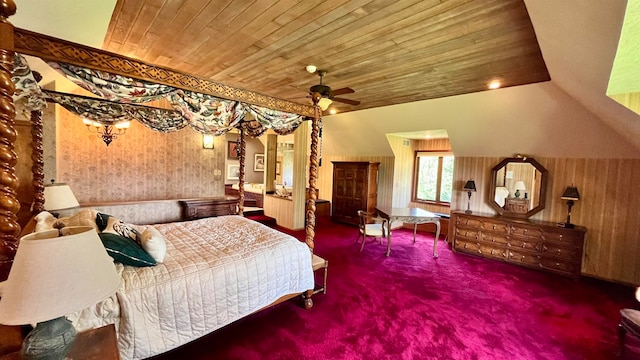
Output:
(452, 157), (640, 285)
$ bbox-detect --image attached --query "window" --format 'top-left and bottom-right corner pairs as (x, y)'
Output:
(414, 152), (454, 205)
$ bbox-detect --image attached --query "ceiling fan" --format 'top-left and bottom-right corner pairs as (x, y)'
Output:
(307, 69), (360, 110)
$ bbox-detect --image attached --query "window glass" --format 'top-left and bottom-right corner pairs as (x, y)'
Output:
(414, 153), (454, 205)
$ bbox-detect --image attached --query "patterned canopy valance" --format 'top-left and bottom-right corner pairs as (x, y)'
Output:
(13, 57), (308, 136)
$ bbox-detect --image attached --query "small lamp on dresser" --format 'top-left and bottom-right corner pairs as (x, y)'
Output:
(513, 181), (526, 198)
(462, 180), (477, 214)
(0, 226), (120, 360)
(559, 186), (580, 228)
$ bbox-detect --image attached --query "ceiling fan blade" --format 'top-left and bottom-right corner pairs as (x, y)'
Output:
(330, 87), (355, 96)
(332, 97), (361, 106)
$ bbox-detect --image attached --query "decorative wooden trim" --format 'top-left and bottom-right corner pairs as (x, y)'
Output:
(0, 0), (20, 281)
(30, 110), (44, 214)
(237, 129), (246, 216)
(14, 28), (315, 117)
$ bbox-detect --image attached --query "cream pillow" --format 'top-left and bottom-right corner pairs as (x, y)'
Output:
(140, 226), (166, 263)
(34, 209), (99, 232)
(34, 211), (57, 232)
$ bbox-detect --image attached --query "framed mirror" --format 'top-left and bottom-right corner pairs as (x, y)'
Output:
(489, 157), (548, 218)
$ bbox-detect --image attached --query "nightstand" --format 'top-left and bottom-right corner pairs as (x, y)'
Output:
(0, 324), (120, 360)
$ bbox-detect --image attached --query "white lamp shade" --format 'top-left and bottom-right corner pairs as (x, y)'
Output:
(513, 181), (527, 191)
(203, 134), (215, 149)
(317, 97), (332, 111)
(44, 183), (79, 211)
(0, 226), (120, 325)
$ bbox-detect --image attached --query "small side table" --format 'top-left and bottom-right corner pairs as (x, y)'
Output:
(0, 324), (120, 360)
(312, 254), (328, 294)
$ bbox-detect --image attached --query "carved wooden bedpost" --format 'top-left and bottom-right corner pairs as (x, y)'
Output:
(0, 0), (20, 281)
(303, 92), (322, 310)
(237, 128), (245, 216)
(30, 109), (44, 213)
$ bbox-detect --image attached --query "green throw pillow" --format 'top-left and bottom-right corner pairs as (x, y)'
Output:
(99, 233), (157, 267)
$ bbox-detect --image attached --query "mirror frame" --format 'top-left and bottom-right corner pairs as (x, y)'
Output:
(488, 157), (548, 218)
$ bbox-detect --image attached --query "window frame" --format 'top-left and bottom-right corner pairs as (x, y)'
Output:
(411, 150), (454, 206)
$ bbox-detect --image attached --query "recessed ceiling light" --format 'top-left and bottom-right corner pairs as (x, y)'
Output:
(329, 109), (337, 115)
(488, 80), (502, 89)
(306, 65), (317, 73)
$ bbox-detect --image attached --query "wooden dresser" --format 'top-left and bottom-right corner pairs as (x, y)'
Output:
(331, 161), (379, 225)
(179, 196), (239, 221)
(450, 211), (586, 277)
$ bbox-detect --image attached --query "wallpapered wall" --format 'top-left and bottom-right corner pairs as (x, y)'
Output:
(56, 106), (226, 204)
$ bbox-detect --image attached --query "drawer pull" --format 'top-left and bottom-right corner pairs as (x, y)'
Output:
(523, 229), (527, 234)
(491, 238), (495, 242)
(464, 243), (468, 249)
(493, 225), (496, 229)
(522, 243), (526, 248)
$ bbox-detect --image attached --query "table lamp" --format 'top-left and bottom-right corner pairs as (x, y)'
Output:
(0, 226), (120, 359)
(462, 180), (476, 214)
(559, 186), (580, 228)
(43, 180), (79, 217)
(513, 181), (526, 198)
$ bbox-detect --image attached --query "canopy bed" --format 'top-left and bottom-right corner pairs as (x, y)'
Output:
(0, 1), (323, 358)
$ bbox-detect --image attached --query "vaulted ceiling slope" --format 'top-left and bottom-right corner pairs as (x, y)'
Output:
(9, 0), (640, 158)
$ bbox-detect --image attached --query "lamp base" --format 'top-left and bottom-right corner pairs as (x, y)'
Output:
(21, 317), (76, 360)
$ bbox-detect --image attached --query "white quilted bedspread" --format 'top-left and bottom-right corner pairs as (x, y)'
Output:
(71, 216), (314, 360)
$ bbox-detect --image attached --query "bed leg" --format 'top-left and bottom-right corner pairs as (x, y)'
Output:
(303, 289), (314, 309)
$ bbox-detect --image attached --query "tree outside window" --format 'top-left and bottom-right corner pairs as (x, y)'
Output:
(414, 152), (454, 205)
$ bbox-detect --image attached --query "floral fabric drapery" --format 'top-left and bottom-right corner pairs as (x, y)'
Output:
(47, 62), (176, 104)
(47, 60), (306, 136)
(12, 54), (47, 111)
(43, 90), (188, 133)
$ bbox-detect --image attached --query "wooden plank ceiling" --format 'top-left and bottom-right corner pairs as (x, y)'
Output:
(103, 0), (549, 114)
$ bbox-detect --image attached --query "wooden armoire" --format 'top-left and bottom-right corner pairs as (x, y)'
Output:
(331, 161), (379, 225)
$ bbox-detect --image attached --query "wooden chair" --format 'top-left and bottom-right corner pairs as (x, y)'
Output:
(356, 210), (388, 252)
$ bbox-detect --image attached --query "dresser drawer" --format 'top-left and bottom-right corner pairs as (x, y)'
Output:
(507, 238), (539, 252)
(454, 238), (481, 252)
(538, 257), (578, 274)
(542, 230), (583, 247)
(481, 220), (509, 234)
(510, 224), (543, 238)
(455, 228), (480, 240)
(481, 232), (508, 245)
(456, 216), (483, 228)
(479, 244), (508, 260)
(508, 249), (540, 267)
(540, 243), (581, 260)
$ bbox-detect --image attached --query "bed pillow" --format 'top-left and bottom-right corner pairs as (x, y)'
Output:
(34, 211), (56, 232)
(140, 226), (166, 263)
(99, 233), (157, 267)
(34, 209), (98, 232)
(97, 213), (141, 243)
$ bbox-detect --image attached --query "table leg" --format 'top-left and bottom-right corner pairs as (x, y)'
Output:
(386, 228), (392, 257)
(433, 220), (441, 258)
(413, 224), (417, 243)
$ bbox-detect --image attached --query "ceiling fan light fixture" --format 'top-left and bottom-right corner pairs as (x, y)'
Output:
(318, 97), (332, 111)
(305, 65), (317, 73)
(329, 108), (337, 115)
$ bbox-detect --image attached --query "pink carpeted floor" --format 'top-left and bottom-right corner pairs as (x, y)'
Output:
(153, 218), (640, 360)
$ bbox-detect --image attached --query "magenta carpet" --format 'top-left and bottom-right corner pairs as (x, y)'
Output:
(153, 218), (639, 360)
